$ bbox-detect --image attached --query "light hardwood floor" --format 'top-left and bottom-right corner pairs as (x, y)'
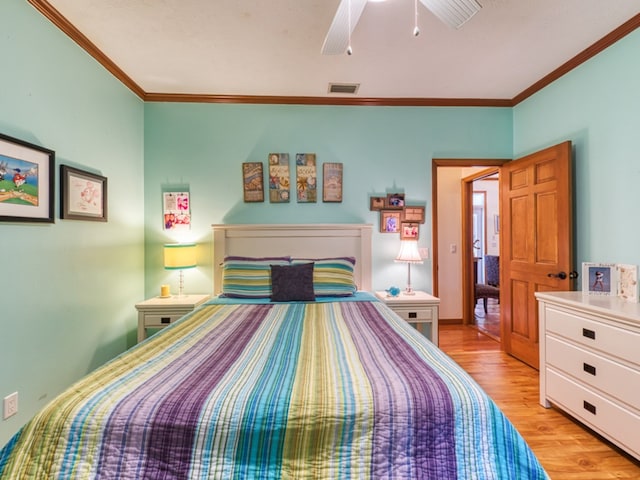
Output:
(439, 325), (640, 479)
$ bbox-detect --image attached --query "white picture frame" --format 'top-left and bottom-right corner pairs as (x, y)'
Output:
(582, 262), (617, 296)
(617, 264), (638, 303)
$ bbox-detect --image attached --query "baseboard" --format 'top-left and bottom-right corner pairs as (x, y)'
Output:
(439, 318), (463, 325)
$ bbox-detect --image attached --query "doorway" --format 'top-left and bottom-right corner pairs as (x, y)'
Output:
(431, 159), (508, 337)
(469, 173), (500, 340)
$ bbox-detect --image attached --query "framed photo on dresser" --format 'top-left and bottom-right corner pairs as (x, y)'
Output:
(582, 262), (616, 296)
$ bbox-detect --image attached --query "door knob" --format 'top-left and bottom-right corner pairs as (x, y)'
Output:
(547, 271), (568, 279)
(569, 270), (579, 279)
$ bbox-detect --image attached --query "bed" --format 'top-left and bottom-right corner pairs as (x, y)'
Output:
(0, 224), (548, 479)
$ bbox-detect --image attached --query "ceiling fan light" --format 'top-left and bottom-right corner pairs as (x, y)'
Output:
(419, 0), (481, 29)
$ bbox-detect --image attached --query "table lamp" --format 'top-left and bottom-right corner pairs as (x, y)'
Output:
(395, 240), (423, 295)
(164, 243), (197, 297)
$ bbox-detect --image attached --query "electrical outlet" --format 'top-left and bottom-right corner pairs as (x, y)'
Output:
(3, 392), (18, 420)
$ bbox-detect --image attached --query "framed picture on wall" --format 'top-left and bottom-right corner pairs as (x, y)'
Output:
(322, 162), (343, 202)
(296, 153), (317, 203)
(402, 206), (425, 223)
(380, 210), (401, 233)
(386, 193), (405, 209)
(61, 165), (108, 222)
(0, 133), (55, 223)
(400, 222), (419, 240)
(268, 153), (290, 203)
(242, 162), (264, 202)
(369, 196), (385, 210)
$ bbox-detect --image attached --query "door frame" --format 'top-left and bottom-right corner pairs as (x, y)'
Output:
(431, 159), (509, 326)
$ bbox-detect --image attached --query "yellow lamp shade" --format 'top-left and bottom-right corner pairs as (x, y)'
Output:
(164, 243), (197, 270)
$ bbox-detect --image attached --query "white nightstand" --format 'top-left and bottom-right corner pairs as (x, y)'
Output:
(375, 291), (440, 345)
(135, 294), (210, 342)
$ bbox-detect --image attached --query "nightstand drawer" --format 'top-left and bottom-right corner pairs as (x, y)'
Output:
(144, 313), (186, 327)
(136, 294), (210, 342)
(391, 307), (435, 323)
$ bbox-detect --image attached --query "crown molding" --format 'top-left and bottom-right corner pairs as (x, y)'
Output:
(27, 1), (640, 107)
(142, 93), (512, 107)
(513, 13), (640, 105)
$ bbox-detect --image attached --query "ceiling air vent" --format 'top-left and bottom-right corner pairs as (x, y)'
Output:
(328, 83), (360, 94)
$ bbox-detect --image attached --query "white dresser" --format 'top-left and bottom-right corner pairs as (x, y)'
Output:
(536, 291), (640, 460)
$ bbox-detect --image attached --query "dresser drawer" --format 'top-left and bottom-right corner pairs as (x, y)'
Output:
(391, 306), (434, 323)
(546, 306), (640, 366)
(546, 336), (640, 409)
(144, 313), (186, 327)
(546, 369), (640, 460)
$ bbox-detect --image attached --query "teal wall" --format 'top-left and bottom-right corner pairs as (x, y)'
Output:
(513, 29), (640, 269)
(143, 104), (512, 297)
(0, 0), (144, 445)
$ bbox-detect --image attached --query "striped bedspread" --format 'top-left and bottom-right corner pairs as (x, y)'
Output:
(0, 300), (548, 479)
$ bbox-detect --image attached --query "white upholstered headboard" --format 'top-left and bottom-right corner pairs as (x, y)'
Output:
(212, 224), (373, 295)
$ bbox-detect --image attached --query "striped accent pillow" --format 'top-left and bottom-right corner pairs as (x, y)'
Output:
(292, 257), (357, 297)
(221, 256), (291, 298)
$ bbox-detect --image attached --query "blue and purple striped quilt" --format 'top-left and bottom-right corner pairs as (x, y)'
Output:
(0, 300), (548, 479)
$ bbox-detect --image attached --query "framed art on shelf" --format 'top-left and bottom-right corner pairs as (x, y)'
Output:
(322, 162), (343, 202)
(380, 210), (401, 233)
(402, 206), (425, 223)
(0, 133), (55, 223)
(582, 262), (616, 296)
(242, 162), (264, 202)
(60, 165), (108, 222)
(400, 222), (419, 240)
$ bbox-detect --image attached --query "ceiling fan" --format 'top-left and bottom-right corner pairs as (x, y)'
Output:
(321, 0), (482, 55)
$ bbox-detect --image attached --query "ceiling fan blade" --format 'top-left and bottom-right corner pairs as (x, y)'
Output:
(321, 0), (368, 55)
(419, 0), (482, 29)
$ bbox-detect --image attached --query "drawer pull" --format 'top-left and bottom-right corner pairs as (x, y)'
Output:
(583, 363), (596, 376)
(408, 312), (417, 319)
(583, 400), (597, 415)
(161, 317), (171, 324)
(582, 328), (596, 340)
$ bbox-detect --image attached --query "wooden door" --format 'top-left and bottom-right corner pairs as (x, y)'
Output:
(501, 141), (574, 369)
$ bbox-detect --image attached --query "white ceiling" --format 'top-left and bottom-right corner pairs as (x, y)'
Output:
(44, 0), (640, 100)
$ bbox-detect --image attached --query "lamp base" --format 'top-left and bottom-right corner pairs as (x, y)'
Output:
(177, 269), (186, 298)
(404, 263), (416, 295)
